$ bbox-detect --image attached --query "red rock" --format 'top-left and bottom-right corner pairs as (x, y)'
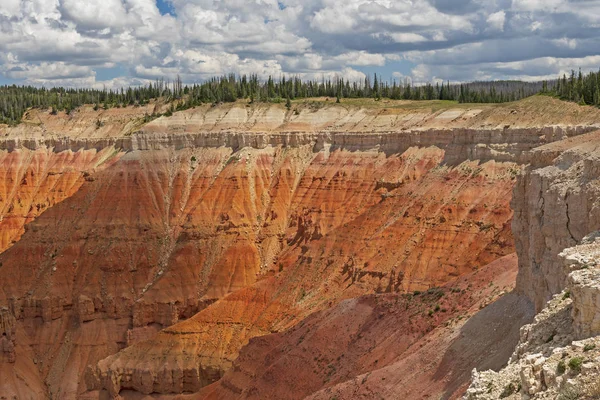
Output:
(0, 98), (597, 398)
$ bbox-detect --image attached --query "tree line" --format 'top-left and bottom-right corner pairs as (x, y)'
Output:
(0, 72), (577, 126)
(546, 69), (600, 106)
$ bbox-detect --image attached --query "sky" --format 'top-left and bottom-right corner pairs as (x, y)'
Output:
(1, 0), (600, 89)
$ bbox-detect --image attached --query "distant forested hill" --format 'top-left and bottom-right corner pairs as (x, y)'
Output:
(0, 71), (593, 126)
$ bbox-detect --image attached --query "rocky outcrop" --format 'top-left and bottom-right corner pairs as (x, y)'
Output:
(465, 218), (600, 398)
(0, 308), (16, 363)
(513, 130), (600, 311)
(464, 285), (600, 400)
(563, 240), (600, 340)
(0, 126), (595, 166)
(465, 127), (600, 399)
(2, 96), (600, 167)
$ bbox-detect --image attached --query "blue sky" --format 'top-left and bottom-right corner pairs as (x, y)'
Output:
(156, 0), (175, 16)
(1, 0), (600, 89)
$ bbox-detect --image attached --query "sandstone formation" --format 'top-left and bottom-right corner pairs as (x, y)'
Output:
(464, 274), (600, 399)
(513, 130), (600, 311)
(82, 147), (518, 396)
(0, 307), (16, 363)
(465, 131), (600, 399)
(0, 147), (121, 252)
(0, 97), (599, 398)
(197, 254), (531, 400)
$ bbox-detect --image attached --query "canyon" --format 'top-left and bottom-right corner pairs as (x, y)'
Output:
(0, 96), (599, 399)
(465, 130), (600, 399)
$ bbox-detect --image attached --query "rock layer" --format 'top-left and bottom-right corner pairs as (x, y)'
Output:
(87, 150), (521, 396)
(197, 254), (530, 400)
(513, 130), (600, 311)
(465, 131), (600, 400)
(0, 97), (598, 398)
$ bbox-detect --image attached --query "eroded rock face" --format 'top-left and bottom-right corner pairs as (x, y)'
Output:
(0, 142), (518, 398)
(0, 147), (121, 252)
(465, 233), (600, 397)
(562, 241), (600, 339)
(0, 98), (598, 398)
(465, 132), (600, 399)
(88, 152), (522, 396)
(464, 283), (600, 400)
(0, 308), (16, 363)
(513, 130), (600, 311)
(464, 131), (600, 399)
(464, 290), (574, 400)
(197, 254), (530, 400)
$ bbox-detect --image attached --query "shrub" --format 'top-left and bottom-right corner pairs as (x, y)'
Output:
(568, 357), (583, 374)
(500, 383), (515, 398)
(584, 343), (596, 352)
(557, 360), (566, 375)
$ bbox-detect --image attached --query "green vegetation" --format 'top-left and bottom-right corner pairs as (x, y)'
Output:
(584, 343), (596, 352)
(547, 68), (600, 106)
(500, 382), (516, 398)
(4, 69), (599, 127)
(557, 360), (566, 375)
(0, 74), (545, 126)
(568, 357), (583, 374)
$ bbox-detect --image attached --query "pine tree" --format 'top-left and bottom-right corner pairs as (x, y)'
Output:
(373, 74), (380, 100)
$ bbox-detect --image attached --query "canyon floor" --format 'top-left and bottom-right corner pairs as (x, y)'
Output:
(1, 96), (599, 399)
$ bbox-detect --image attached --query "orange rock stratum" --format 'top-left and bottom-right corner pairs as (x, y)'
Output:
(0, 97), (598, 399)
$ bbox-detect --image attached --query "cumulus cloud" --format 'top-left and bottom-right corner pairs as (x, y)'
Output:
(0, 0), (599, 86)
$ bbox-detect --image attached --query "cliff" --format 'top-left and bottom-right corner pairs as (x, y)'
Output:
(465, 240), (600, 399)
(2, 96), (599, 166)
(466, 130), (600, 399)
(513, 130), (600, 311)
(0, 96), (599, 398)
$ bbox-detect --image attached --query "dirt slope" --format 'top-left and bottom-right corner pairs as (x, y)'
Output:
(195, 254), (531, 400)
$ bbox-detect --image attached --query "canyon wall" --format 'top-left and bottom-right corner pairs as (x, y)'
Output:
(0, 97), (599, 398)
(0, 126), (594, 165)
(513, 130), (600, 311)
(465, 126), (600, 399)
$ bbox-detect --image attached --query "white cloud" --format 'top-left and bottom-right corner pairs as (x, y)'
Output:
(2, 62), (93, 80)
(0, 0), (599, 86)
(486, 11), (505, 32)
(387, 33), (429, 43)
(334, 51), (387, 66)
